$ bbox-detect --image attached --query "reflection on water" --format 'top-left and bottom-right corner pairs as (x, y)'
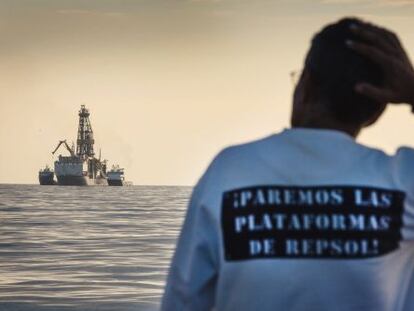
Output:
(0, 185), (191, 311)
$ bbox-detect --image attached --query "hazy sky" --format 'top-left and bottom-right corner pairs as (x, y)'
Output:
(1, 0), (414, 185)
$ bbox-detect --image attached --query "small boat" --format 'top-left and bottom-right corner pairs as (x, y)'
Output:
(38, 165), (56, 185)
(107, 165), (132, 186)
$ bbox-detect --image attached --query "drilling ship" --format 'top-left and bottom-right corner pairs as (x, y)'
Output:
(50, 105), (108, 186)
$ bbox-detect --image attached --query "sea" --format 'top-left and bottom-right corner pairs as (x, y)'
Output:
(0, 184), (192, 311)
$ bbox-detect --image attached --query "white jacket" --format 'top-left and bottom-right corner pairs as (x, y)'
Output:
(161, 128), (414, 311)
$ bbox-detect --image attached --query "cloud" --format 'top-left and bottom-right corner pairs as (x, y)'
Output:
(210, 9), (235, 17)
(322, 0), (414, 6)
(320, 0), (414, 5)
(189, 0), (223, 2)
(320, 0), (367, 3)
(378, 0), (414, 6)
(57, 9), (124, 17)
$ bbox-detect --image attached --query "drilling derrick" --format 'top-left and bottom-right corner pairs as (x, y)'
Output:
(76, 105), (95, 160)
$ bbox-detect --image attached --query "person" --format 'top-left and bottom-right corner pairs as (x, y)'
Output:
(161, 17), (414, 311)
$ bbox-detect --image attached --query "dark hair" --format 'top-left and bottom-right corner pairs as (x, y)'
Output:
(305, 17), (385, 126)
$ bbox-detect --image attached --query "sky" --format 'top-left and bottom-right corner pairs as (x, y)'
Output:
(0, 0), (414, 185)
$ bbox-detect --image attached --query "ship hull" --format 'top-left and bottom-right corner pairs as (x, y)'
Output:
(54, 156), (108, 186)
(56, 175), (107, 186)
(107, 179), (123, 186)
(39, 173), (56, 185)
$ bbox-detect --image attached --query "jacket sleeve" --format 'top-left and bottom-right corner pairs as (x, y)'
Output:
(161, 167), (220, 311)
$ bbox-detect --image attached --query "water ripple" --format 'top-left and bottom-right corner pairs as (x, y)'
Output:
(0, 185), (191, 310)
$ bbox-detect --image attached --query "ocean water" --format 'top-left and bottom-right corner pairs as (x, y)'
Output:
(0, 184), (191, 311)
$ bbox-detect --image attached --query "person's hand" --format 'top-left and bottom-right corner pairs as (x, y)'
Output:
(346, 22), (414, 108)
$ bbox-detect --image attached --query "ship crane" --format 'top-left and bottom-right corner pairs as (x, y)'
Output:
(52, 140), (75, 157)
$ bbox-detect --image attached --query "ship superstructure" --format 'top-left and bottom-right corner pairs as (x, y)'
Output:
(52, 105), (107, 186)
